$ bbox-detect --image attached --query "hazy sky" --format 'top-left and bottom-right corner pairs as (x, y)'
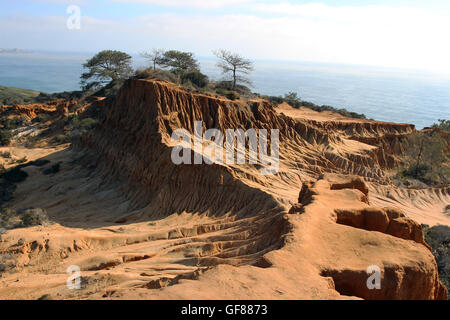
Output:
(2, 0), (450, 73)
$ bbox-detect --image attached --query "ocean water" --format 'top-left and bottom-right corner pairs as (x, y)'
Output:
(1, 51), (449, 129)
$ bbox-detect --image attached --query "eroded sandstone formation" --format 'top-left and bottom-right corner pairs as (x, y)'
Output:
(0, 79), (447, 300)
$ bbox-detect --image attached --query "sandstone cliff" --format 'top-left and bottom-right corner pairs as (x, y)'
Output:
(0, 79), (447, 300)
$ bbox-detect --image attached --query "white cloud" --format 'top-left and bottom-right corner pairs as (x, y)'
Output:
(130, 4), (450, 73)
(2, 2), (450, 74)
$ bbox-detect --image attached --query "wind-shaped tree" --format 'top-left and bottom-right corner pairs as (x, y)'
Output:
(213, 49), (254, 90)
(80, 50), (133, 91)
(159, 50), (199, 74)
(140, 49), (165, 70)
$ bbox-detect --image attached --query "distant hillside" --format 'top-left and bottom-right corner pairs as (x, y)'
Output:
(0, 48), (33, 54)
(0, 86), (41, 105)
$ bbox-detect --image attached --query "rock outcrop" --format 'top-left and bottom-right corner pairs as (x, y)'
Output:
(291, 173), (447, 300)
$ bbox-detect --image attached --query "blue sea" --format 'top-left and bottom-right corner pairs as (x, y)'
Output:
(1, 51), (449, 129)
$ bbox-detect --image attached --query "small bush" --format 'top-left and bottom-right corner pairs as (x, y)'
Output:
(1, 167), (28, 183)
(1, 117), (26, 130)
(0, 208), (49, 229)
(0, 182), (15, 207)
(134, 68), (178, 83)
(54, 134), (70, 144)
(432, 119), (450, 131)
(90, 79), (124, 99)
(225, 91), (240, 101)
(43, 163), (60, 175)
(215, 88), (228, 96)
(215, 88), (240, 101)
(215, 81), (251, 95)
(181, 71), (209, 88)
(16, 156), (27, 164)
(34, 91), (84, 103)
(66, 114), (80, 127)
(423, 224), (450, 298)
(51, 163), (60, 173)
(79, 118), (98, 130)
(261, 95), (284, 105)
(0, 208), (17, 229)
(399, 129), (448, 186)
(0, 151), (11, 158)
(33, 114), (51, 123)
(20, 208), (49, 227)
(401, 164), (430, 181)
(0, 130), (12, 146)
(25, 135), (39, 148)
(283, 92), (302, 108)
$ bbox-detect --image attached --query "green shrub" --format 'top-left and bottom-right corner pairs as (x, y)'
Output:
(66, 114), (80, 127)
(401, 164), (430, 181)
(423, 224), (450, 298)
(181, 71), (209, 88)
(261, 95), (284, 105)
(51, 163), (60, 173)
(20, 208), (49, 227)
(215, 88), (240, 100)
(1, 117), (26, 130)
(79, 118), (98, 130)
(34, 91), (83, 103)
(0, 208), (49, 229)
(0, 208), (17, 229)
(54, 134), (70, 144)
(432, 119), (450, 131)
(43, 163), (60, 175)
(215, 81), (251, 95)
(16, 156), (27, 164)
(1, 167), (28, 183)
(0, 130), (12, 146)
(215, 88), (228, 96)
(134, 68), (178, 83)
(33, 114), (51, 123)
(225, 91), (240, 101)
(283, 92), (302, 107)
(399, 130), (448, 186)
(25, 135), (39, 148)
